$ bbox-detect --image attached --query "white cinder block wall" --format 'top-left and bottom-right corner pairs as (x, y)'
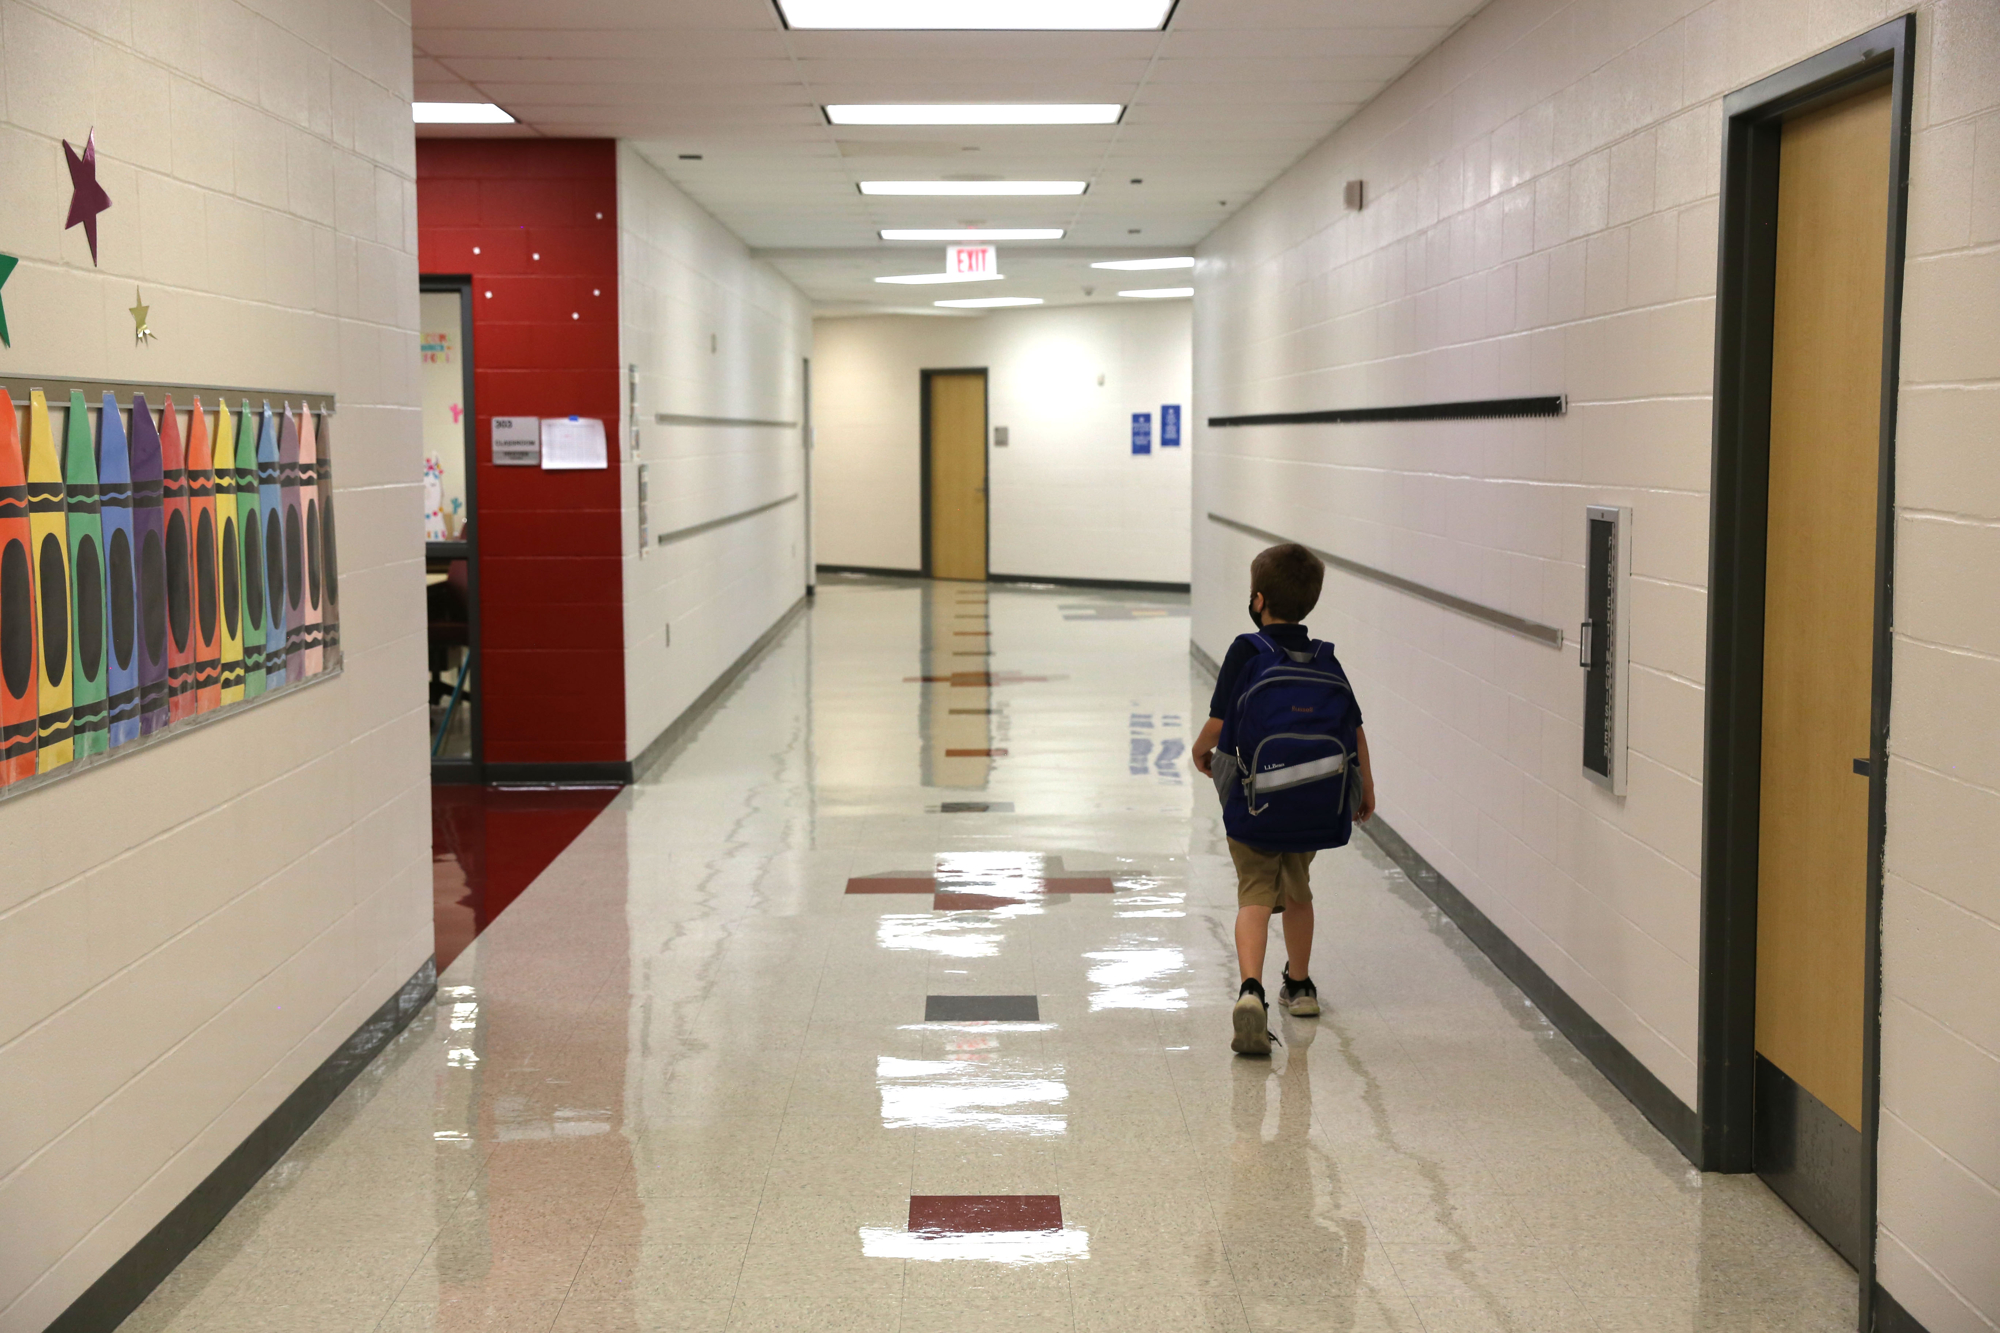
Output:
(1191, 0), (1999, 1328)
(0, 1), (429, 1330)
(617, 145), (814, 762)
(813, 302), (1193, 584)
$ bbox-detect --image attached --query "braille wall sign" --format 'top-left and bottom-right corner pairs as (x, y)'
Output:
(1161, 404), (1181, 446)
(1131, 412), (1152, 455)
(491, 416), (540, 466)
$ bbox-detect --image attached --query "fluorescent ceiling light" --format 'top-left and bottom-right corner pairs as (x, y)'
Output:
(1091, 256), (1195, 270)
(781, 1), (1172, 30)
(876, 272), (1006, 285)
(935, 297), (1045, 308)
(861, 181), (1087, 196)
(1118, 286), (1193, 299)
(881, 228), (1064, 241)
(827, 104), (1124, 126)
(413, 102), (515, 125)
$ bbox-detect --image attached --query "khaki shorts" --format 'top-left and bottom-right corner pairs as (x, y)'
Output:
(1229, 839), (1316, 912)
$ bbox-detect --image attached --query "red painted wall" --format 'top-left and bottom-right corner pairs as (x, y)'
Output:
(416, 140), (625, 767)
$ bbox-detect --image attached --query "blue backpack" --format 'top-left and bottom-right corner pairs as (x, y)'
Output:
(1213, 633), (1361, 852)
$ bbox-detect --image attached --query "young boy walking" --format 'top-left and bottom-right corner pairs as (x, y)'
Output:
(1193, 543), (1375, 1055)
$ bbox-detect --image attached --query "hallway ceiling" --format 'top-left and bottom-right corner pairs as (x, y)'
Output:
(412, 0), (1490, 310)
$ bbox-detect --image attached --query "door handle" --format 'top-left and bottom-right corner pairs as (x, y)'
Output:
(1853, 757), (1872, 777)
(1577, 619), (1593, 668)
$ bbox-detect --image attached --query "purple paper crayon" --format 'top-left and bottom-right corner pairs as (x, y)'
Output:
(129, 394), (170, 734)
(255, 404), (286, 689)
(97, 393), (140, 748)
(279, 406), (304, 682)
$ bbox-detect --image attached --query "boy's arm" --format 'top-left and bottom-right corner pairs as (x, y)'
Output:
(1355, 725), (1377, 822)
(1192, 716), (1224, 776)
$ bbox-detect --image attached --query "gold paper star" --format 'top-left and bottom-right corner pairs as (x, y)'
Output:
(129, 287), (154, 345)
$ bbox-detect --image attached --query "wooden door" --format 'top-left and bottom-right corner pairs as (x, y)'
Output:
(927, 371), (987, 581)
(1754, 82), (1890, 1259)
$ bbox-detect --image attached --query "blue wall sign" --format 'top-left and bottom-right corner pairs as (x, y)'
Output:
(1131, 412), (1152, 455)
(1161, 404), (1181, 447)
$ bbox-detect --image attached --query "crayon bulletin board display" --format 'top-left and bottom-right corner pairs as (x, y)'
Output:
(0, 375), (340, 799)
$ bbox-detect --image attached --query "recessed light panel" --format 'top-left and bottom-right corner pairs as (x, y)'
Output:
(876, 272), (1006, 284)
(935, 297), (1046, 308)
(1117, 286), (1193, 298)
(827, 104), (1124, 126)
(414, 102), (516, 124)
(782, 1), (1172, 30)
(882, 229), (1064, 241)
(861, 181), (1087, 196)
(1091, 257), (1195, 270)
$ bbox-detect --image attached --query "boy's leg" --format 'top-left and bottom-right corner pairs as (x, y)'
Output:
(1280, 901), (1314, 981)
(1235, 904), (1273, 982)
(1226, 839), (1280, 1055)
(1277, 852), (1321, 1017)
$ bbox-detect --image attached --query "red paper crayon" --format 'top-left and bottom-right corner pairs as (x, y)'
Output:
(187, 400), (221, 713)
(0, 390), (38, 785)
(160, 398), (197, 722)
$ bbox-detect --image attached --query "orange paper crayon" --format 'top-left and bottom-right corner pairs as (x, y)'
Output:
(187, 399), (221, 713)
(28, 391), (74, 771)
(0, 390), (38, 784)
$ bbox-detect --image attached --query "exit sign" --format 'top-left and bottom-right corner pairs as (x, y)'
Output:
(946, 244), (998, 278)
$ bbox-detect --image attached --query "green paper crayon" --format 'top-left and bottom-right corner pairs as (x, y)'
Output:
(63, 391), (108, 758)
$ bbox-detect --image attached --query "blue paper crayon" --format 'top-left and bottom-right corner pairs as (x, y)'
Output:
(129, 394), (170, 734)
(97, 393), (140, 748)
(255, 404), (286, 689)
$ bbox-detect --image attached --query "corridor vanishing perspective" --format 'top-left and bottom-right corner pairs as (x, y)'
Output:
(126, 579), (1856, 1333)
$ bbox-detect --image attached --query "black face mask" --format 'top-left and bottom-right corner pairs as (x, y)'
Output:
(1247, 595), (1263, 628)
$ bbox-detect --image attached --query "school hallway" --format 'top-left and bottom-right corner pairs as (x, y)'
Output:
(119, 577), (1853, 1333)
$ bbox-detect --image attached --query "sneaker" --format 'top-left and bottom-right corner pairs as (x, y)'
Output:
(1231, 978), (1272, 1056)
(1279, 969), (1320, 1017)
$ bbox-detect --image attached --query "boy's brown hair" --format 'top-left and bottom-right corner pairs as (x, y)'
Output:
(1251, 543), (1325, 622)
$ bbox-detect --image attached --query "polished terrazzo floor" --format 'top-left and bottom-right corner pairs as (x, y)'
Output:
(125, 577), (1857, 1332)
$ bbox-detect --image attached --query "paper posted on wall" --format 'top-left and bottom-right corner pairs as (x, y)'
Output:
(540, 416), (608, 470)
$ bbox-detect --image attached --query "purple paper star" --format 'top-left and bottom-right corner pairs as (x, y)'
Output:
(64, 129), (113, 266)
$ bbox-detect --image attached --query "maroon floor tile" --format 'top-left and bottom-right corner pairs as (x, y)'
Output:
(909, 1195), (1062, 1235)
(932, 892), (1030, 911)
(845, 874), (937, 894)
(1046, 876), (1117, 894)
(944, 748), (1007, 757)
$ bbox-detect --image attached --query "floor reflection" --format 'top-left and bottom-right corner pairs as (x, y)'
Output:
(430, 783), (618, 969)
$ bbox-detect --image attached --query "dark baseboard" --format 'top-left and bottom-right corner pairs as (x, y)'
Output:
(1191, 640), (1220, 678)
(478, 761), (633, 785)
(816, 563), (923, 579)
(49, 958), (437, 1333)
(1874, 1284), (1935, 1333)
(1754, 1052), (1864, 1267)
(988, 572), (1191, 594)
(1362, 815), (1703, 1165)
(631, 596), (809, 782)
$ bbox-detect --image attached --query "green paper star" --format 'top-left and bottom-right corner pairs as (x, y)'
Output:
(0, 253), (16, 347)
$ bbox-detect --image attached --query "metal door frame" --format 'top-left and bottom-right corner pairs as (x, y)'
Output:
(1696, 17), (1912, 1329)
(421, 275), (483, 782)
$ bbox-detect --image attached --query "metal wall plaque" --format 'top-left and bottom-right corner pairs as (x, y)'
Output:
(1581, 505), (1632, 794)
